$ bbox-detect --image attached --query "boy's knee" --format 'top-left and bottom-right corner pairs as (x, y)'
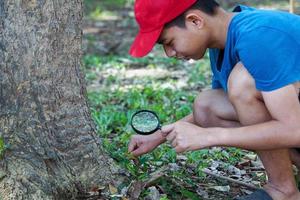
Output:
(193, 91), (214, 127)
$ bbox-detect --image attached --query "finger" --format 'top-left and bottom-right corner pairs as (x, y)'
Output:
(131, 147), (146, 157)
(171, 138), (178, 147)
(175, 146), (185, 153)
(166, 131), (176, 142)
(128, 139), (138, 153)
(161, 124), (175, 136)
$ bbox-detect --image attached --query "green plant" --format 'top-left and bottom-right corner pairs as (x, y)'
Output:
(0, 137), (8, 159)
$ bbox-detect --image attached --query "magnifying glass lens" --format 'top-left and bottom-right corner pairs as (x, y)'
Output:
(131, 110), (160, 134)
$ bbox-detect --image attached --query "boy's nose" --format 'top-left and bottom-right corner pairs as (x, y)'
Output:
(163, 45), (176, 58)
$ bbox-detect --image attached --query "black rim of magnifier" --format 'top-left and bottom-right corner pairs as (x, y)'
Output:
(131, 110), (161, 135)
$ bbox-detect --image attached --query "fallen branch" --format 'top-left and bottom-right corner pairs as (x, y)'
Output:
(145, 165), (169, 187)
(201, 168), (258, 190)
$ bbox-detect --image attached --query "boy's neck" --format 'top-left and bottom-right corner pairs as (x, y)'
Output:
(208, 8), (236, 49)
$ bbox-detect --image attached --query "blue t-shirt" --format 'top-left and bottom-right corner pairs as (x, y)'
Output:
(209, 5), (300, 92)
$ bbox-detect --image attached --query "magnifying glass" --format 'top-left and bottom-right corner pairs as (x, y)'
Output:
(131, 110), (161, 135)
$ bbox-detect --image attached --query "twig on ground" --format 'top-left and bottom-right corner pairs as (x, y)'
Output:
(145, 165), (169, 187)
(201, 168), (258, 190)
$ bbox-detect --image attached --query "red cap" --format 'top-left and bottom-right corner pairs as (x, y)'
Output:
(129, 0), (197, 57)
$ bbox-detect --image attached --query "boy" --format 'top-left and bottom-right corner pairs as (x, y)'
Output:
(128, 0), (300, 199)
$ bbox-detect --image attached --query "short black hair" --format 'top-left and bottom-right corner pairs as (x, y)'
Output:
(165, 0), (220, 28)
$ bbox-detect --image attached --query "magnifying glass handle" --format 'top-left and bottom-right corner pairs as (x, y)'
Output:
(159, 125), (169, 137)
(158, 125), (162, 130)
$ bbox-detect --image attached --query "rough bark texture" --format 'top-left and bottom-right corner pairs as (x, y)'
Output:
(0, 0), (121, 199)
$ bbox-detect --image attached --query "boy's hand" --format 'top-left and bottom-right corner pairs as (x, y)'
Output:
(161, 122), (208, 153)
(128, 131), (166, 157)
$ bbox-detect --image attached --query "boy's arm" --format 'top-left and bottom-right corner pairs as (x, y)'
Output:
(162, 84), (300, 152)
(208, 84), (300, 150)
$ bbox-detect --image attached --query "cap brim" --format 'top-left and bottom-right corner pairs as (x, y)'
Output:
(129, 27), (163, 58)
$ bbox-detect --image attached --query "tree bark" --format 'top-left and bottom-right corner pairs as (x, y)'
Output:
(0, 0), (121, 199)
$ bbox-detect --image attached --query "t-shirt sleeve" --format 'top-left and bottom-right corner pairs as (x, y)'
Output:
(236, 27), (300, 91)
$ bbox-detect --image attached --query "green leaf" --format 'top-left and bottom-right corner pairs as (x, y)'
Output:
(180, 189), (202, 200)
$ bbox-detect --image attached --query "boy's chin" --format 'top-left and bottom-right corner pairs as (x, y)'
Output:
(192, 56), (202, 60)
(196, 53), (206, 60)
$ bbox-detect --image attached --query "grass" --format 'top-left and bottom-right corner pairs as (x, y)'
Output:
(84, 0), (134, 20)
(84, 0), (128, 11)
(0, 137), (6, 158)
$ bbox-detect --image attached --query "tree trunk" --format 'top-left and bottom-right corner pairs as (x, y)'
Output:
(0, 0), (121, 199)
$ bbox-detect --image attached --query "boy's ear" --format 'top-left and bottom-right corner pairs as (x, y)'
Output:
(185, 12), (204, 29)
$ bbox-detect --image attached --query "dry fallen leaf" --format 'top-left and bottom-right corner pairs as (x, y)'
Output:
(109, 184), (118, 194)
(127, 180), (145, 200)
